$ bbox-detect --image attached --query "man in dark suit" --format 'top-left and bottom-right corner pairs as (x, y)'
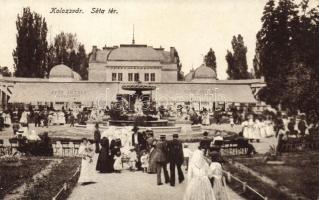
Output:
(154, 135), (169, 185)
(94, 123), (101, 153)
(167, 134), (184, 186)
(199, 131), (211, 155)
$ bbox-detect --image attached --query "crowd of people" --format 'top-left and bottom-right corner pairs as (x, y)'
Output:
(241, 114), (275, 142)
(78, 124), (229, 200)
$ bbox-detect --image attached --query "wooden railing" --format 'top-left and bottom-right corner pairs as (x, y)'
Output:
(223, 170), (268, 200)
(52, 167), (80, 200)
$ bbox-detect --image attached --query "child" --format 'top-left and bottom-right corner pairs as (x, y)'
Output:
(129, 148), (138, 171)
(113, 151), (123, 173)
(183, 144), (193, 171)
(140, 151), (149, 173)
(229, 116), (234, 128)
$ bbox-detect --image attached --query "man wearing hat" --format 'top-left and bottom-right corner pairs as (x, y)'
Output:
(154, 134), (169, 185)
(167, 134), (184, 186)
(199, 131), (211, 155)
(94, 123), (101, 153)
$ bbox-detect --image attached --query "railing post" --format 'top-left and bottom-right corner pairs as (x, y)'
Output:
(264, 197), (268, 200)
(227, 171), (231, 182)
(243, 182), (247, 192)
(63, 182), (68, 190)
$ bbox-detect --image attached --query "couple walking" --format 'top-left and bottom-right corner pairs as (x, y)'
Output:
(184, 147), (229, 200)
(153, 134), (184, 186)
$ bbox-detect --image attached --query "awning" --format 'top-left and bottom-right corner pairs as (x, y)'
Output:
(152, 83), (257, 103)
(9, 82), (257, 104)
(9, 82), (113, 103)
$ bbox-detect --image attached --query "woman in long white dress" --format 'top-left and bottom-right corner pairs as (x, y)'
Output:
(183, 149), (216, 200)
(210, 162), (229, 200)
(252, 118), (262, 142)
(241, 119), (249, 139)
(259, 118), (268, 138)
(78, 138), (95, 184)
(4, 113), (11, 126)
(264, 116), (274, 137)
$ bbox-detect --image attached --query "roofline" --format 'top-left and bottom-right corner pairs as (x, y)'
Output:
(0, 78), (264, 85)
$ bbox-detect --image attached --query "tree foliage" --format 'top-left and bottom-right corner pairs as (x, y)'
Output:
(0, 66), (12, 77)
(226, 34), (249, 79)
(47, 32), (89, 80)
(175, 50), (184, 81)
(256, 0), (319, 115)
(12, 7), (48, 78)
(204, 48), (217, 73)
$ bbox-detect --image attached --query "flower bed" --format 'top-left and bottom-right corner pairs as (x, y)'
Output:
(21, 157), (81, 200)
(231, 151), (319, 200)
(0, 158), (51, 199)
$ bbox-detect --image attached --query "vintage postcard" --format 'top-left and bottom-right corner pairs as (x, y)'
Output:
(0, 0), (318, 200)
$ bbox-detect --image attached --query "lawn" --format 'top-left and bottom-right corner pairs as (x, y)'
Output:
(22, 157), (81, 200)
(223, 162), (289, 200)
(233, 151), (319, 200)
(0, 158), (51, 199)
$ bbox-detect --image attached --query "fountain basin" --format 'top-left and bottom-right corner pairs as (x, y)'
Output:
(109, 119), (169, 127)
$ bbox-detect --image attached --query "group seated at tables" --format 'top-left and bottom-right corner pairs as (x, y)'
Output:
(11, 131), (54, 156)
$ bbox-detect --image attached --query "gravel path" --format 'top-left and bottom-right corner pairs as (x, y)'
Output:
(68, 169), (245, 200)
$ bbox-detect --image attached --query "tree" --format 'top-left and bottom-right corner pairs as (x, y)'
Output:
(0, 66), (12, 77)
(253, 38), (262, 78)
(12, 7), (48, 78)
(174, 50), (184, 81)
(256, 0), (319, 115)
(204, 48), (217, 73)
(226, 35), (249, 79)
(226, 51), (236, 79)
(256, 0), (299, 108)
(47, 32), (89, 80)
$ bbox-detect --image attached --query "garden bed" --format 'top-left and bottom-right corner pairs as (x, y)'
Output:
(224, 162), (290, 200)
(21, 157), (81, 200)
(0, 158), (51, 199)
(233, 152), (319, 200)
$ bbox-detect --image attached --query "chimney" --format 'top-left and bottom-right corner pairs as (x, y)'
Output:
(170, 47), (175, 63)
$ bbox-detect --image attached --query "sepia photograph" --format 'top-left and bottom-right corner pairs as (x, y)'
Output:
(0, 0), (319, 199)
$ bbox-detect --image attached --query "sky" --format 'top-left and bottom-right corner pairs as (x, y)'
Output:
(0, 0), (273, 79)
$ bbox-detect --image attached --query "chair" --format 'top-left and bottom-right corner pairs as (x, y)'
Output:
(72, 140), (81, 155)
(9, 138), (19, 154)
(60, 140), (72, 157)
(0, 139), (6, 155)
(52, 140), (61, 156)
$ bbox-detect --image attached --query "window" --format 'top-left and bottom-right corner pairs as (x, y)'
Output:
(134, 73), (139, 81)
(118, 73), (123, 81)
(112, 73), (117, 81)
(151, 73), (155, 81)
(128, 73), (133, 81)
(144, 73), (149, 81)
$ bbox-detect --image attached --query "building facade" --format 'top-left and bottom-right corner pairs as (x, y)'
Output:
(89, 44), (178, 83)
(0, 42), (267, 112)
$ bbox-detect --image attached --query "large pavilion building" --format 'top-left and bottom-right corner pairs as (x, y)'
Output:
(89, 44), (179, 83)
(0, 42), (266, 111)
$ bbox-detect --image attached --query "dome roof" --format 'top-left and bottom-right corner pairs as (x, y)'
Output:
(193, 64), (217, 79)
(49, 64), (74, 78)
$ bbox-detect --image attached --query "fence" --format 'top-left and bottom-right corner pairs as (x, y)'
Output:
(52, 167), (80, 200)
(222, 170), (268, 200)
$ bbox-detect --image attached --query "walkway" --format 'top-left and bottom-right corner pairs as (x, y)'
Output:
(68, 169), (245, 200)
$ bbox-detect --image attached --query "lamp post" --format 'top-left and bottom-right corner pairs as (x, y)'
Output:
(105, 88), (109, 109)
(214, 87), (219, 111)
